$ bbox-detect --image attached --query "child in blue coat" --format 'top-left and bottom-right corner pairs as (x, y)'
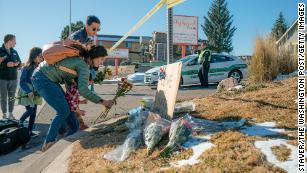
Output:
(18, 47), (43, 137)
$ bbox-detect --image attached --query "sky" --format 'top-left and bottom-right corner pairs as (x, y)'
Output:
(0, 0), (305, 62)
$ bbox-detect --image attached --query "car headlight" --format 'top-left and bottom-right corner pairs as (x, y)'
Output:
(152, 72), (158, 75)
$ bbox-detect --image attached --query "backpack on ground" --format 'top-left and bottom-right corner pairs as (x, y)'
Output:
(0, 119), (18, 132)
(0, 126), (30, 155)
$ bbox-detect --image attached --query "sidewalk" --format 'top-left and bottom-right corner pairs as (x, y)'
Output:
(0, 103), (47, 173)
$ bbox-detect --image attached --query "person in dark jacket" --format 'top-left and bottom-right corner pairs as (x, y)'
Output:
(32, 45), (114, 151)
(18, 47), (43, 137)
(197, 42), (211, 88)
(71, 15), (101, 92)
(0, 34), (21, 119)
(70, 15), (100, 44)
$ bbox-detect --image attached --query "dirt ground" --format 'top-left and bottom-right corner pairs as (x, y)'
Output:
(68, 77), (298, 173)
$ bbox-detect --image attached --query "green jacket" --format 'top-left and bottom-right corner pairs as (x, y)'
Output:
(198, 48), (211, 64)
(18, 84), (42, 107)
(38, 57), (101, 103)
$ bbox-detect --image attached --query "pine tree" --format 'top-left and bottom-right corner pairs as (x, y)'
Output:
(201, 0), (236, 53)
(60, 21), (85, 40)
(271, 12), (288, 40)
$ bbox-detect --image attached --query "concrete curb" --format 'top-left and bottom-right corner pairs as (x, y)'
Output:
(23, 116), (126, 173)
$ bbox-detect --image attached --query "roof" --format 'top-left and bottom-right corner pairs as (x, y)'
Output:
(276, 19), (307, 45)
(97, 34), (152, 42)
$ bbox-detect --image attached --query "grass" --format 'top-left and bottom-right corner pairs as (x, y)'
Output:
(162, 131), (286, 173)
(68, 76), (297, 173)
(68, 129), (194, 173)
(271, 144), (291, 162)
(248, 35), (297, 83)
(249, 35), (279, 83)
(194, 77), (297, 129)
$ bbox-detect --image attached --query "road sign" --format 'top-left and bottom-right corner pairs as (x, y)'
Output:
(107, 48), (129, 58)
(173, 15), (198, 45)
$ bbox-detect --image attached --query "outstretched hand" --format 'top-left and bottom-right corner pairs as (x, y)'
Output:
(101, 100), (114, 109)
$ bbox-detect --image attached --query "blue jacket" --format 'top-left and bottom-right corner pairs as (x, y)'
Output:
(70, 28), (93, 44)
(0, 44), (21, 80)
(20, 65), (36, 94)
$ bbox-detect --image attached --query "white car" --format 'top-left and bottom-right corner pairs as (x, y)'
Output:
(144, 53), (248, 86)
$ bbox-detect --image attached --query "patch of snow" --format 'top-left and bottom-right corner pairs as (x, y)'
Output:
(170, 136), (214, 167)
(274, 71), (298, 81)
(228, 85), (243, 91)
(255, 139), (297, 173)
(240, 122), (285, 137)
(174, 102), (196, 113)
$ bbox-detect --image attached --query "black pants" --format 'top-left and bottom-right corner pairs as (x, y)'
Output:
(20, 105), (37, 132)
(198, 63), (210, 86)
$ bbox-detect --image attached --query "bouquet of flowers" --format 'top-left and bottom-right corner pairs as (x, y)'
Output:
(94, 67), (113, 84)
(144, 113), (171, 155)
(94, 77), (133, 123)
(159, 114), (192, 157)
(9, 91), (39, 101)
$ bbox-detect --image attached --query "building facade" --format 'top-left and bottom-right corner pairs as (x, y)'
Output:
(97, 34), (151, 65)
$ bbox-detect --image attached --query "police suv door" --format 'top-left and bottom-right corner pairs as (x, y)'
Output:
(182, 57), (200, 85)
(209, 55), (230, 83)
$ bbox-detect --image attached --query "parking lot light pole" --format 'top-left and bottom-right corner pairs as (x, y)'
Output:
(69, 0), (72, 36)
(167, 7), (173, 64)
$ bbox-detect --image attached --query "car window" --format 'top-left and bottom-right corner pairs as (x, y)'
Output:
(211, 55), (233, 63)
(188, 58), (198, 66)
(175, 55), (196, 63)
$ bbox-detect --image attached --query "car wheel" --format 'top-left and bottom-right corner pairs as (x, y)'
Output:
(228, 70), (243, 83)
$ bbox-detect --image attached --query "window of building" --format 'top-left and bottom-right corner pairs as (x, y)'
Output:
(125, 42), (132, 49)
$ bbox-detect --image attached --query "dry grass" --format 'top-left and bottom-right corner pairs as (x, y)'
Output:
(278, 49), (297, 75)
(271, 144), (291, 162)
(248, 35), (297, 83)
(68, 77), (298, 172)
(249, 35), (279, 83)
(194, 77), (297, 129)
(69, 130), (286, 173)
(68, 129), (194, 173)
(163, 131), (286, 173)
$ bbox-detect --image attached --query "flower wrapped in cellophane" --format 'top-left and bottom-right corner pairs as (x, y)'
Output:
(159, 114), (192, 157)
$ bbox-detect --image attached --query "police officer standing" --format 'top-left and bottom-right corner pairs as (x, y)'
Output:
(197, 42), (211, 88)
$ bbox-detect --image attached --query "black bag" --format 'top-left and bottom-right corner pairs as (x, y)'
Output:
(0, 119), (18, 132)
(0, 127), (30, 155)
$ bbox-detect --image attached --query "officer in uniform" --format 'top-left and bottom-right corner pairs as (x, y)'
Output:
(197, 42), (211, 88)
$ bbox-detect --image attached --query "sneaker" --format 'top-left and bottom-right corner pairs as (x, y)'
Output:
(21, 143), (31, 150)
(29, 132), (39, 138)
(2, 113), (7, 119)
(8, 113), (16, 120)
(18, 120), (25, 127)
(79, 124), (89, 130)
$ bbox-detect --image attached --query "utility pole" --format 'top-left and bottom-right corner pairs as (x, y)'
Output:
(69, 0), (72, 36)
(166, 7), (173, 64)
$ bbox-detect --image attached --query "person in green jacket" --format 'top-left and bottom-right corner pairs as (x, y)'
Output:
(31, 45), (114, 151)
(197, 42), (211, 88)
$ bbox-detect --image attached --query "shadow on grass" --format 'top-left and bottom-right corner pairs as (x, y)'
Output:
(216, 96), (296, 110)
